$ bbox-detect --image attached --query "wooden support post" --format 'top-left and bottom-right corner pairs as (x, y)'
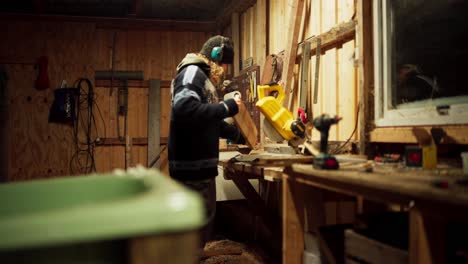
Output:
(409, 208), (447, 264)
(227, 168), (278, 232)
(147, 79), (161, 169)
(357, 0), (373, 155)
(281, 0), (305, 111)
(283, 169), (306, 264)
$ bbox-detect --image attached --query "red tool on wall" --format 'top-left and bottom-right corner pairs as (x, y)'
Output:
(35, 56), (50, 90)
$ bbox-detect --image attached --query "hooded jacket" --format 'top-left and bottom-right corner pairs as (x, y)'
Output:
(168, 54), (244, 181)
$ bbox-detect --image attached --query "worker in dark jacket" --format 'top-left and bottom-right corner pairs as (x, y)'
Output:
(168, 35), (244, 245)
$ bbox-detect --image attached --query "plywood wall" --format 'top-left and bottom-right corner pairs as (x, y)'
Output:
(1, 18), (209, 181)
(239, 0), (358, 143)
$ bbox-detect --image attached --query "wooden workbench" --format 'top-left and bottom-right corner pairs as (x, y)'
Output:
(283, 163), (468, 264)
(219, 153), (313, 254)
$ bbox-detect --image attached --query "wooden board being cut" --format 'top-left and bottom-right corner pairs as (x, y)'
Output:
(226, 65), (261, 143)
(233, 101), (258, 149)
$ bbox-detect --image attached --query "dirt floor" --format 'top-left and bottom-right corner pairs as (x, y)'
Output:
(201, 239), (273, 264)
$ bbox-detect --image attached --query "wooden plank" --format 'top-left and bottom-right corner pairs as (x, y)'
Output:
(219, 161), (285, 180)
(290, 163), (468, 208)
(281, 0), (305, 110)
(228, 65), (261, 144)
(357, 0), (373, 154)
(148, 80), (161, 169)
(227, 154), (313, 167)
(345, 229), (408, 264)
(233, 101), (258, 149)
(98, 137), (147, 146)
(96, 137), (167, 146)
(370, 126), (468, 145)
(290, 20), (357, 63)
(409, 209), (447, 264)
(95, 79), (171, 88)
(260, 54), (283, 85)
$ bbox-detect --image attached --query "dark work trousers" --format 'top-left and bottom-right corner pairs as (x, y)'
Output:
(179, 178), (216, 246)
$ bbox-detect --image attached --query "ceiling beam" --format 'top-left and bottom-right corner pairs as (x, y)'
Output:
(0, 12), (216, 32)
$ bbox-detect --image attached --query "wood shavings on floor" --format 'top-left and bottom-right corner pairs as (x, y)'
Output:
(201, 239), (272, 264)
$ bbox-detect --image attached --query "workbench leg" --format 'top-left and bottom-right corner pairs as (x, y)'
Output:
(409, 208), (446, 264)
(304, 186), (326, 231)
(283, 176), (305, 264)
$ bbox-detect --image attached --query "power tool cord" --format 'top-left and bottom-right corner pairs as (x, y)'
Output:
(70, 78), (106, 174)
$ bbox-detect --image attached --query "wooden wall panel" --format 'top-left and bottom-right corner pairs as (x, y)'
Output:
(240, 1), (267, 70)
(337, 0), (357, 141)
(2, 18), (210, 181)
(241, 0), (357, 143)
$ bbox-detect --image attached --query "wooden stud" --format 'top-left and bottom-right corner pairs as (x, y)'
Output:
(357, 0), (373, 155)
(147, 79), (161, 169)
(282, 167), (306, 264)
(409, 208), (447, 264)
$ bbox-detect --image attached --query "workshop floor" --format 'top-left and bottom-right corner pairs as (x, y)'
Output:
(200, 200), (281, 264)
(201, 239), (272, 264)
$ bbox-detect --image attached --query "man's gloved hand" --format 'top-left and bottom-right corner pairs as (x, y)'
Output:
(234, 92), (242, 106)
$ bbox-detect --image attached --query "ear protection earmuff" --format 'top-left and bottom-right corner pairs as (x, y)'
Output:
(210, 37), (225, 62)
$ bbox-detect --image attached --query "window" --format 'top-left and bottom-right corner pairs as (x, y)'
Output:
(373, 0), (468, 126)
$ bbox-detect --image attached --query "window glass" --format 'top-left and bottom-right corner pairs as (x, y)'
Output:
(391, 0), (468, 107)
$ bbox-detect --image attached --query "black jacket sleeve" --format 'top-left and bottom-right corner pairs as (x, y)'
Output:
(172, 65), (239, 121)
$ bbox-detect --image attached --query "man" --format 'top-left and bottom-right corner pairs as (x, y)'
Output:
(168, 35), (244, 244)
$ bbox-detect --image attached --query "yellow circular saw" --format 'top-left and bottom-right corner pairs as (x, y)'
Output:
(256, 83), (306, 146)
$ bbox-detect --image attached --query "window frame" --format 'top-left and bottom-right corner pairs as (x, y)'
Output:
(373, 0), (468, 127)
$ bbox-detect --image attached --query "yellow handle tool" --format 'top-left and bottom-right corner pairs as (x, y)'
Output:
(256, 83), (296, 141)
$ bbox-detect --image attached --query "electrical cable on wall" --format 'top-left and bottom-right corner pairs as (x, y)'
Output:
(331, 104), (360, 154)
(70, 78), (106, 174)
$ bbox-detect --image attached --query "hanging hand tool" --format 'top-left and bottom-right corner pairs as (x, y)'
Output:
(313, 38), (321, 104)
(299, 41), (311, 117)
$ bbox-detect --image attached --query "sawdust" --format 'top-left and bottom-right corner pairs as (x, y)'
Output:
(200, 239), (271, 264)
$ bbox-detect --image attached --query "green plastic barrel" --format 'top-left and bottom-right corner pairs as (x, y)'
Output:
(0, 167), (204, 263)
